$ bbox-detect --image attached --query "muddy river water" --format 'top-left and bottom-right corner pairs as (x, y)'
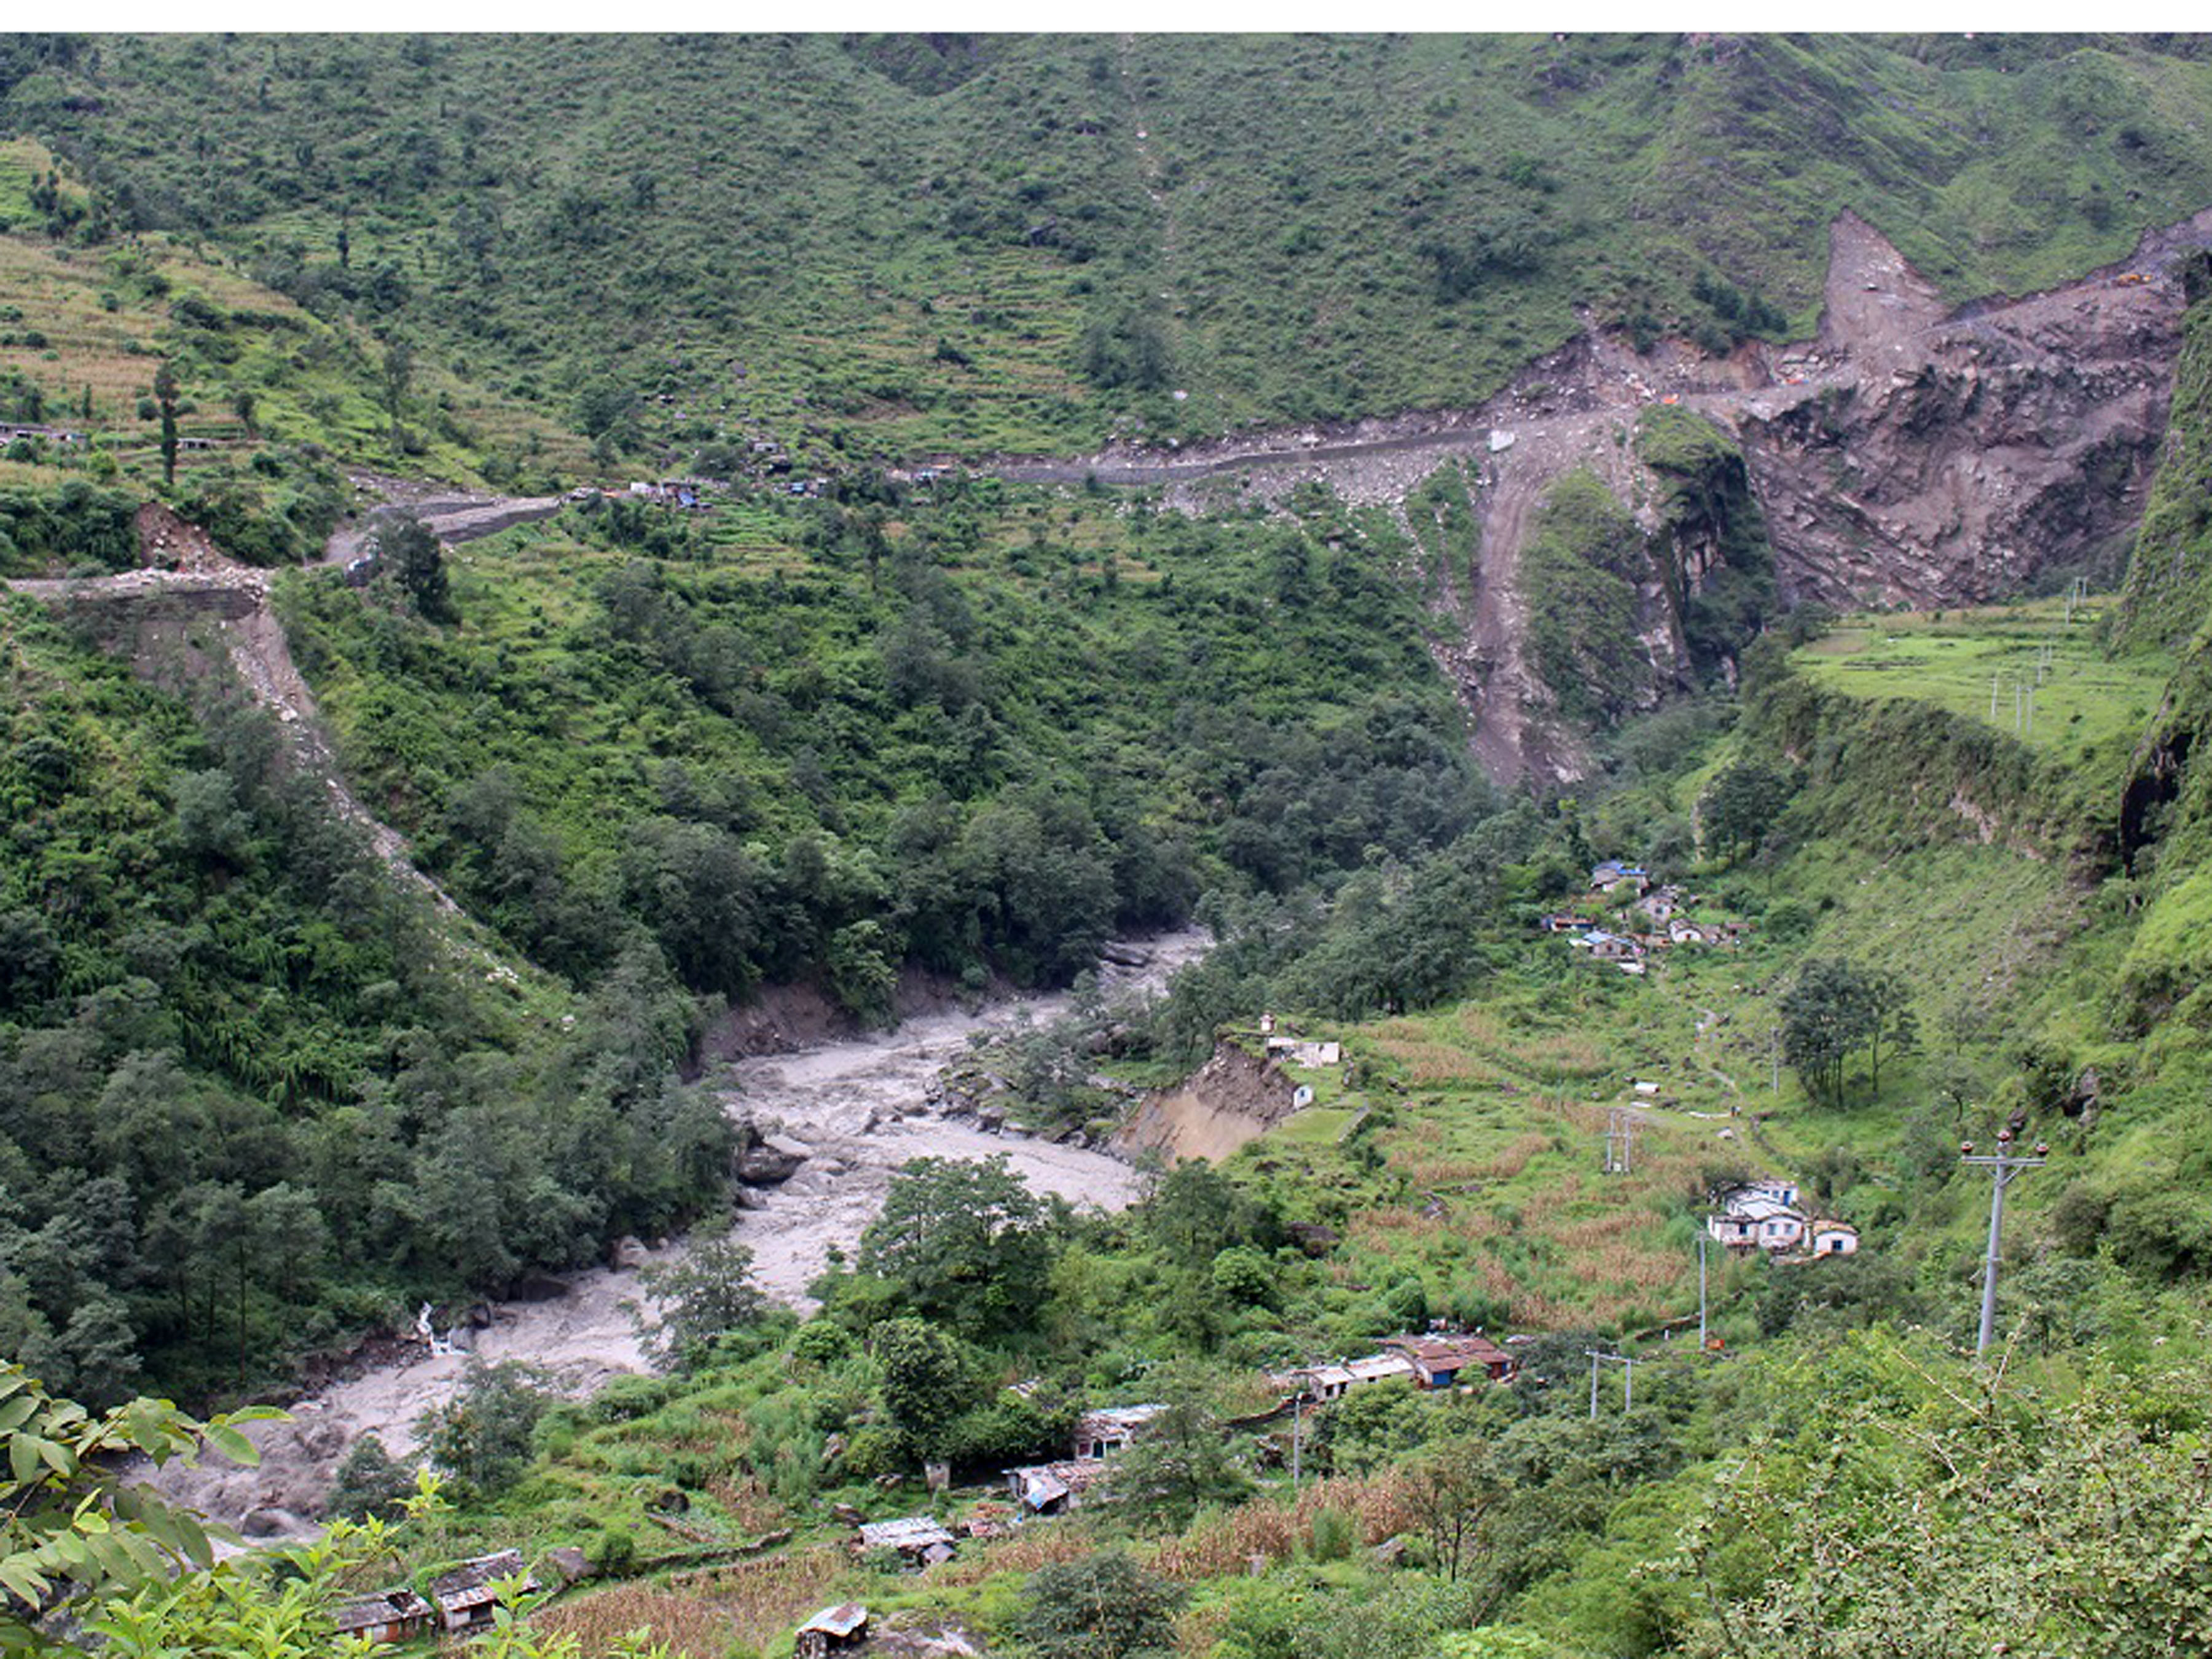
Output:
(138, 931), (1208, 1539)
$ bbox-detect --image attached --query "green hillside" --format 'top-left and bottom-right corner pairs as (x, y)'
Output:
(14, 31), (2212, 1659)
(7, 35), (2212, 465)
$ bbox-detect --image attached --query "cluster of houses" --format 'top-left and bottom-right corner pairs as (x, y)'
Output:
(1706, 1178), (1859, 1260)
(333, 1548), (584, 1646)
(0, 421), (84, 447)
(1542, 863), (1751, 976)
(565, 478), (730, 510)
(852, 1332), (1524, 1555)
(1276, 1332), (1517, 1402)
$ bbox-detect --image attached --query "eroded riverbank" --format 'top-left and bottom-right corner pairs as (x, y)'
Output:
(137, 930), (1207, 1539)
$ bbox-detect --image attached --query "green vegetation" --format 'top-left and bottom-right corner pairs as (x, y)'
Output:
(15, 30), (2212, 1659)
(2115, 254), (2212, 643)
(10, 36), (2212, 462)
(275, 482), (1489, 1011)
(0, 594), (732, 1402)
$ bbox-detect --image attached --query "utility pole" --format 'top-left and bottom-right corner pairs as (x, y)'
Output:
(1585, 1349), (1634, 1417)
(1989, 673), (2000, 722)
(1698, 1233), (1709, 1354)
(1291, 1390), (1303, 1488)
(1961, 1128), (2048, 1356)
(1600, 1108), (1635, 1175)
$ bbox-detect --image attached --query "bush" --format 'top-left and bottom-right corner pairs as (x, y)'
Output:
(1021, 1551), (1186, 1659)
(588, 1528), (637, 1577)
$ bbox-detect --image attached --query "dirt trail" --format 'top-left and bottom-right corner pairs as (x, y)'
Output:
(318, 473), (566, 567)
(4, 498), (573, 914)
(134, 930), (1207, 1542)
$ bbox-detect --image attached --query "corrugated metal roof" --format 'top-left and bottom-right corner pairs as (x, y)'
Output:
(799, 1604), (870, 1639)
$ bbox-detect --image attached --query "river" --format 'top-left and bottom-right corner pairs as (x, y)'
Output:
(135, 930), (1209, 1540)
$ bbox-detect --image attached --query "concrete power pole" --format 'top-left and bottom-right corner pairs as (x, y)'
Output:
(1601, 1109), (1635, 1175)
(1961, 1128), (2047, 1355)
(1585, 1349), (1634, 1417)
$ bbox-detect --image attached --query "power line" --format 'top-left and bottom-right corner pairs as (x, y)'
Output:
(1960, 1127), (2048, 1356)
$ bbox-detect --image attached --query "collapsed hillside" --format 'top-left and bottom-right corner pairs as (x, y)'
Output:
(1011, 208), (2212, 786)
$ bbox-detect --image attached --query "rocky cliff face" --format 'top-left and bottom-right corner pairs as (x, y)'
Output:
(1736, 210), (2197, 611)
(1019, 206), (2212, 786)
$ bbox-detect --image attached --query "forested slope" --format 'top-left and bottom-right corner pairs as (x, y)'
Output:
(9, 34), (2212, 463)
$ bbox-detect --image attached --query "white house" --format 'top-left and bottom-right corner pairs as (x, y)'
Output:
(1810, 1219), (1860, 1257)
(1294, 1353), (1418, 1401)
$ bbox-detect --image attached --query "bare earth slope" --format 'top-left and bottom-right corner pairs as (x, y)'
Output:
(998, 206), (2212, 785)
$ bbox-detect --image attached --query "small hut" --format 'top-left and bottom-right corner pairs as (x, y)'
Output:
(796, 1604), (870, 1659)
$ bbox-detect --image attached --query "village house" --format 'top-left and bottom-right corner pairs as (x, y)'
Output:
(1810, 1219), (1861, 1256)
(1006, 1457), (1112, 1516)
(333, 1588), (436, 1647)
(1072, 1404), (1164, 1459)
(796, 1604), (869, 1659)
(428, 1551), (539, 1634)
(1266, 1034), (1342, 1067)
(857, 1516), (957, 1566)
(1539, 913), (1596, 934)
(1293, 1352), (1418, 1402)
(1380, 1332), (1517, 1386)
(1590, 860), (1650, 896)
(1708, 1179), (1834, 1254)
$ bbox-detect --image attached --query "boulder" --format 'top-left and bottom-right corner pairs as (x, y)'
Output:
(240, 1507), (304, 1539)
(738, 1134), (812, 1185)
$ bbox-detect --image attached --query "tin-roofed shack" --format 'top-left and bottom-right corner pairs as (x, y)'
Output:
(796, 1604), (870, 1659)
(333, 1588), (436, 1646)
(1380, 1333), (1517, 1386)
(856, 1516), (956, 1564)
(1006, 1458), (1111, 1515)
(1294, 1353), (1418, 1402)
(1072, 1404), (1164, 1460)
(429, 1550), (539, 1633)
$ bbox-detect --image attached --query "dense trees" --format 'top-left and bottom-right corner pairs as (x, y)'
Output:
(1696, 761), (1795, 866)
(857, 1157), (1057, 1339)
(1778, 957), (1917, 1105)
(0, 600), (734, 1397)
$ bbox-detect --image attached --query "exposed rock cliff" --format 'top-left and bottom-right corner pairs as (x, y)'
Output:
(1007, 206), (2212, 786)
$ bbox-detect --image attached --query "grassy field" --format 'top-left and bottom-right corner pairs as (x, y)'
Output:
(1794, 599), (2173, 758)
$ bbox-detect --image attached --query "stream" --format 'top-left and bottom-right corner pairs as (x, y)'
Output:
(135, 929), (1210, 1541)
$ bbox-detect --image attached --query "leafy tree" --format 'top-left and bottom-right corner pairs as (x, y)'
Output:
(325, 1433), (414, 1523)
(373, 511), (452, 622)
(633, 1231), (768, 1372)
(417, 1359), (551, 1499)
(1103, 1362), (1252, 1529)
(856, 1156), (1056, 1337)
(1697, 761), (1795, 866)
(1019, 1550), (1185, 1659)
(869, 1316), (972, 1460)
(1, 1362), (278, 1648)
(1778, 957), (1908, 1107)
(151, 361), (179, 488)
